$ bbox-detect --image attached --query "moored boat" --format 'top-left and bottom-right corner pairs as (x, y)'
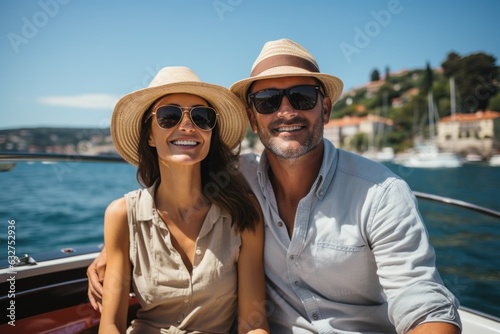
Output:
(465, 153), (483, 163)
(394, 141), (463, 168)
(0, 162), (15, 172)
(489, 154), (500, 166)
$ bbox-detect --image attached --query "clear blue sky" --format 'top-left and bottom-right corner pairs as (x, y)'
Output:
(1, 0), (499, 129)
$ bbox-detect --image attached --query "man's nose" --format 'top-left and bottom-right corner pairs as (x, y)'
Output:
(276, 96), (298, 119)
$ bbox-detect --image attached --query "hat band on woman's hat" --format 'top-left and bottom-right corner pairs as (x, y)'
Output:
(251, 55), (320, 76)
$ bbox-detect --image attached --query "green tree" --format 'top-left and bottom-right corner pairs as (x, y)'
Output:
(420, 62), (433, 95)
(370, 69), (380, 82)
(441, 51), (499, 112)
(488, 92), (500, 111)
(350, 132), (367, 152)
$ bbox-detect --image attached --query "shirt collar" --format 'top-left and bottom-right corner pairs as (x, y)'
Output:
(315, 139), (339, 200)
(256, 139), (339, 200)
(135, 182), (157, 222)
(135, 180), (225, 232)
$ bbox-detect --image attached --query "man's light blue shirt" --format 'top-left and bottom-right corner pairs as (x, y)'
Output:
(240, 139), (461, 334)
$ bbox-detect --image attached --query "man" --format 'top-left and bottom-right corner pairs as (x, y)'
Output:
(88, 39), (461, 333)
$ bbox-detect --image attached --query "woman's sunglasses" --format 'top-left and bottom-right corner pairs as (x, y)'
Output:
(150, 105), (218, 131)
(247, 84), (323, 115)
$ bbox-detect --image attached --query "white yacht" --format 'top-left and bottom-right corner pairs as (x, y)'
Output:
(397, 141), (463, 168)
(489, 154), (500, 166)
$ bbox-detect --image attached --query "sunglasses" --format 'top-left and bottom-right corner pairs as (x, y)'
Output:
(150, 105), (218, 131)
(248, 85), (323, 115)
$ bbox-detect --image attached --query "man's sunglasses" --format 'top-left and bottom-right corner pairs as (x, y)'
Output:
(247, 84), (323, 115)
(150, 105), (218, 131)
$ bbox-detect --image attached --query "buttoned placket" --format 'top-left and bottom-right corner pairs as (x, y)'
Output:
(263, 180), (291, 247)
(175, 263), (196, 326)
(175, 240), (204, 326)
(286, 188), (323, 325)
(155, 207), (201, 328)
(262, 167), (325, 326)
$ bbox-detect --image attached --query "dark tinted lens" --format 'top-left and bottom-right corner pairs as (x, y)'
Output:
(156, 106), (182, 129)
(190, 107), (217, 130)
(288, 85), (318, 110)
(252, 89), (282, 114)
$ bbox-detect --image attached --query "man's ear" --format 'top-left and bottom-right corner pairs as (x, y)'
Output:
(323, 96), (332, 124)
(246, 108), (258, 133)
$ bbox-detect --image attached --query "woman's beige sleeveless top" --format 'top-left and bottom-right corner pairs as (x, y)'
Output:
(124, 185), (241, 333)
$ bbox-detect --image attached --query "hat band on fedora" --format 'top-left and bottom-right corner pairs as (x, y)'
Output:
(251, 55), (319, 77)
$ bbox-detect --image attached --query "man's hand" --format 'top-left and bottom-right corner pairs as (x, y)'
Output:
(86, 248), (107, 311)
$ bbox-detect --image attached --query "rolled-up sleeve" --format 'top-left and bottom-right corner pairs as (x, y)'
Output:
(368, 178), (461, 333)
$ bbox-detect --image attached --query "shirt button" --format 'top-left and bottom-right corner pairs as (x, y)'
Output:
(195, 248), (202, 255)
(312, 313), (319, 320)
(278, 221), (283, 227)
(294, 281), (299, 286)
(289, 255), (294, 260)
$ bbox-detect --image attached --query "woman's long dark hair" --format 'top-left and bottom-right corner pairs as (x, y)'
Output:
(136, 99), (260, 232)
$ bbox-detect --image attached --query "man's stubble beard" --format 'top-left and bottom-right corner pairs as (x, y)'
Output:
(256, 113), (325, 160)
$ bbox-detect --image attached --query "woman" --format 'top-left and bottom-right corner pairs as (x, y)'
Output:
(98, 66), (269, 333)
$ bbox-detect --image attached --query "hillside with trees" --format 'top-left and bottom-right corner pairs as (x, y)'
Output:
(331, 51), (500, 152)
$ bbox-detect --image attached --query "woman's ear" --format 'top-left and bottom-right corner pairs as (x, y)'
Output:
(148, 133), (156, 147)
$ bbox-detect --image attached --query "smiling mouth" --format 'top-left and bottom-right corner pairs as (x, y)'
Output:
(171, 140), (199, 146)
(275, 125), (304, 133)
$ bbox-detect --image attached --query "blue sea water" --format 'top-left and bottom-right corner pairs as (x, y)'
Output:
(1, 161), (138, 258)
(1, 160), (499, 318)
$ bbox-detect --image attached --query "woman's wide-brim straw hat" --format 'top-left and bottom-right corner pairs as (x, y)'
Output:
(230, 38), (344, 105)
(111, 66), (248, 166)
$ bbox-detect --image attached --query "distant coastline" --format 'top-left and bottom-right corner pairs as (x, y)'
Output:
(0, 127), (118, 156)
(0, 127), (263, 156)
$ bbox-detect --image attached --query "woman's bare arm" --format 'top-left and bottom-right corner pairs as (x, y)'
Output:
(98, 198), (131, 334)
(237, 219), (269, 334)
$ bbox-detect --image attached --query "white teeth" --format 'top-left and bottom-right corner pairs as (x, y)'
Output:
(172, 140), (198, 146)
(277, 126), (302, 132)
